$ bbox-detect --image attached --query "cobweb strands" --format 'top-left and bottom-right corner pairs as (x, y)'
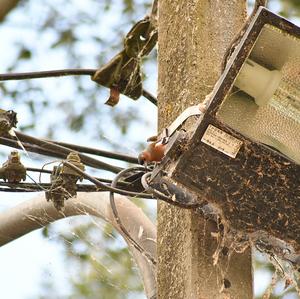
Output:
(0, 192), (157, 299)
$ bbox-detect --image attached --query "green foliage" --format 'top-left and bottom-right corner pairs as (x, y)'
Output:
(254, 251), (299, 298)
(43, 220), (145, 299)
(0, 0), (154, 143)
(277, 0), (300, 17)
(18, 47), (32, 60)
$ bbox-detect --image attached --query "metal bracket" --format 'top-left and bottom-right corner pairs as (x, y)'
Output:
(159, 104), (204, 142)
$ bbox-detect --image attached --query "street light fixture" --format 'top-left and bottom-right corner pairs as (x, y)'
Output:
(153, 7), (300, 252)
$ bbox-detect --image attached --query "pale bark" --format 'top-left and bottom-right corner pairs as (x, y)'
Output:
(158, 1), (253, 298)
(0, 0), (20, 22)
(0, 192), (157, 299)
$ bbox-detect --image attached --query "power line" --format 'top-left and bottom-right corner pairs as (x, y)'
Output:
(47, 140), (138, 164)
(0, 69), (157, 105)
(109, 166), (157, 266)
(62, 161), (153, 199)
(0, 69), (96, 80)
(3, 132), (123, 173)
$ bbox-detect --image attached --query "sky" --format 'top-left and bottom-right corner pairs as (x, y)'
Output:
(0, 197), (72, 298)
(0, 1), (156, 298)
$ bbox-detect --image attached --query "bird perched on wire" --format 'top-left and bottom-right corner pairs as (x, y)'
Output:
(138, 136), (166, 166)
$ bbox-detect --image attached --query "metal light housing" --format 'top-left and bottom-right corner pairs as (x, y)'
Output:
(154, 7), (300, 252)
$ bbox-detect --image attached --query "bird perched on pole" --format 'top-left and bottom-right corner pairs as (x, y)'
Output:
(138, 137), (166, 166)
(137, 92), (212, 166)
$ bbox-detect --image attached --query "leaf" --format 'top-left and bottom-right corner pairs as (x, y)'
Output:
(18, 47), (32, 60)
(51, 30), (76, 48)
(69, 114), (84, 131)
(41, 226), (49, 238)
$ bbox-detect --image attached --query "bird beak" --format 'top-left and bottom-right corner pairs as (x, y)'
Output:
(138, 154), (144, 165)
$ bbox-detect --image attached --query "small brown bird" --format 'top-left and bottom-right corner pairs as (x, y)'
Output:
(138, 140), (166, 166)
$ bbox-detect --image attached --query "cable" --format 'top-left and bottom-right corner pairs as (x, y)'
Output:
(26, 166), (132, 188)
(0, 181), (108, 192)
(0, 144), (200, 209)
(0, 136), (63, 159)
(0, 182), (51, 191)
(45, 162), (157, 263)
(1, 138), (112, 178)
(0, 69), (96, 81)
(46, 140), (138, 164)
(59, 161), (200, 208)
(109, 166), (157, 266)
(150, 0), (158, 20)
(26, 167), (52, 174)
(0, 187), (34, 192)
(26, 173), (49, 192)
(13, 131), (123, 173)
(0, 69), (157, 105)
(0, 137), (130, 173)
(141, 172), (202, 209)
(62, 161), (154, 199)
(0, 134), (138, 166)
(142, 89), (157, 106)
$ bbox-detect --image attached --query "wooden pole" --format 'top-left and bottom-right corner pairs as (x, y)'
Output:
(157, 1), (253, 298)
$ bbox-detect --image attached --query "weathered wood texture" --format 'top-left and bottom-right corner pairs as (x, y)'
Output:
(157, 1), (253, 298)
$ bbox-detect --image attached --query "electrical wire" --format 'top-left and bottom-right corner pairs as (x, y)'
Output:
(109, 166), (157, 266)
(26, 166), (132, 188)
(26, 167), (52, 174)
(26, 173), (49, 192)
(0, 135), (122, 173)
(0, 182), (51, 191)
(0, 187), (34, 192)
(46, 140), (138, 164)
(0, 182), (104, 192)
(0, 136), (62, 159)
(0, 69), (157, 105)
(7, 131), (122, 173)
(0, 134), (138, 166)
(142, 89), (157, 106)
(141, 172), (202, 209)
(0, 69), (96, 80)
(62, 161), (154, 199)
(2, 159), (201, 208)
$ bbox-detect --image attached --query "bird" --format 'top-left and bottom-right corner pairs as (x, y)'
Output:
(138, 139), (166, 166)
(137, 95), (211, 166)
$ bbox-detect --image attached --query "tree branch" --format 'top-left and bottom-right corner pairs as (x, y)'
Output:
(0, 192), (157, 299)
(0, 0), (20, 23)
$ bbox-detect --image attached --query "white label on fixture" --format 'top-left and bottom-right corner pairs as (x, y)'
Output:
(201, 125), (243, 158)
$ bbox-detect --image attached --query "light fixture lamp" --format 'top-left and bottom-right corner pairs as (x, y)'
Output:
(153, 7), (300, 252)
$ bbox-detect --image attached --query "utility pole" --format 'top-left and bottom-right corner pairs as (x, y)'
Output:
(157, 1), (253, 298)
